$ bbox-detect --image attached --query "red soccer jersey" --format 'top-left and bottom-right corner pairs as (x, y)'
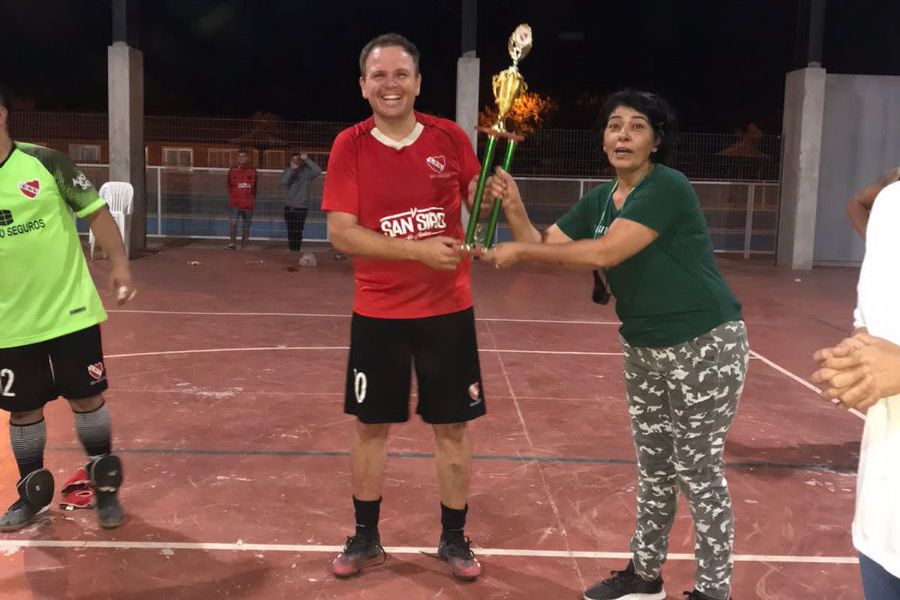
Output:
(322, 113), (481, 319)
(228, 164), (257, 210)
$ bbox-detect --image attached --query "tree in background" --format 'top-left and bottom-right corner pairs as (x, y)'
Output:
(478, 91), (557, 137)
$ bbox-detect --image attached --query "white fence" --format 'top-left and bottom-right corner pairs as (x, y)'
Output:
(77, 165), (778, 257)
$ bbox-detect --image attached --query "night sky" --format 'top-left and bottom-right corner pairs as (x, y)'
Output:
(2, 1), (899, 133)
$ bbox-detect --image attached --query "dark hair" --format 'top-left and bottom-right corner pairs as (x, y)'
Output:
(0, 83), (8, 111)
(359, 33), (420, 77)
(598, 89), (678, 163)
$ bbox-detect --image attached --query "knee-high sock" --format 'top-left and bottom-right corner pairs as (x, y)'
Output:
(74, 402), (112, 459)
(10, 419), (46, 478)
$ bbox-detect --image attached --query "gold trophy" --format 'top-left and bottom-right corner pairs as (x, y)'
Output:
(464, 23), (533, 249)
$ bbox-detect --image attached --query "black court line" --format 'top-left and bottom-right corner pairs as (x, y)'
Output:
(47, 445), (856, 474)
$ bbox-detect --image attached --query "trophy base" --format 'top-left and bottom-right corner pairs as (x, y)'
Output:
(477, 126), (525, 142)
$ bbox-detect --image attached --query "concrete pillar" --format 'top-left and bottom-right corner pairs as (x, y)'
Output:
(457, 54), (480, 233)
(456, 54), (480, 149)
(777, 67), (825, 270)
(108, 41), (145, 254)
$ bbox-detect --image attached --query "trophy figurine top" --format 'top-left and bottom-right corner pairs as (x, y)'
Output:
(463, 24), (533, 251)
(489, 24), (533, 135)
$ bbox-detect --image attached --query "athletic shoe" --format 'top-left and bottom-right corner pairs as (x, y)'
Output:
(0, 498), (47, 532)
(88, 455), (124, 529)
(95, 490), (124, 528)
(0, 469), (54, 532)
(437, 535), (482, 581)
(683, 590), (730, 600)
(583, 560), (665, 600)
(225, 243), (236, 250)
(331, 534), (386, 578)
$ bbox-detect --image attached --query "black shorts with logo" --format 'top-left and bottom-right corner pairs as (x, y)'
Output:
(345, 307), (486, 425)
(0, 325), (109, 412)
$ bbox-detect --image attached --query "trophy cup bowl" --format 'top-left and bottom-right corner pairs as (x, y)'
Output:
(464, 24), (533, 250)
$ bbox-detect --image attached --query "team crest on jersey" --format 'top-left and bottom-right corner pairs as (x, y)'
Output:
(87, 362), (105, 381)
(18, 180), (40, 199)
(379, 206), (447, 239)
(426, 155), (446, 174)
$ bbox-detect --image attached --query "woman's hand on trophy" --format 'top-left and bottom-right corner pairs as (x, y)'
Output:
(487, 167), (523, 211)
(483, 242), (523, 270)
(465, 175), (493, 217)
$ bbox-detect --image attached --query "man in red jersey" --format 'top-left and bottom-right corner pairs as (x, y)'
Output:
(226, 150), (257, 249)
(322, 33), (484, 582)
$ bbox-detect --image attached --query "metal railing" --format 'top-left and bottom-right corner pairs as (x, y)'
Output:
(75, 165), (777, 256)
(13, 110), (780, 255)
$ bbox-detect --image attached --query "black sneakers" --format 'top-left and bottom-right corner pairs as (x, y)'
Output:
(88, 454), (125, 529)
(583, 560), (665, 600)
(683, 590), (730, 600)
(0, 498), (47, 532)
(331, 534), (386, 578)
(0, 468), (54, 532)
(436, 535), (482, 581)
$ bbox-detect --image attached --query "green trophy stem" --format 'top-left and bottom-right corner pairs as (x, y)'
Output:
(464, 135), (498, 247)
(482, 138), (517, 248)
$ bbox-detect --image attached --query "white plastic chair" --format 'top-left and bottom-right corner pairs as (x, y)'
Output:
(89, 181), (134, 259)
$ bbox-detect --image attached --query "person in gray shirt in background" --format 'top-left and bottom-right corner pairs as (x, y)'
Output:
(282, 152), (322, 259)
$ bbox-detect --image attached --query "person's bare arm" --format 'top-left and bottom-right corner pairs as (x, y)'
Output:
(486, 217), (658, 270)
(847, 167), (900, 239)
(85, 206), (136, 304)
(847, 183), (882, 239)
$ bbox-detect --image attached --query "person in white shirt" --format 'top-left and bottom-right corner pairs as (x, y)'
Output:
(812, 181), (900, 599)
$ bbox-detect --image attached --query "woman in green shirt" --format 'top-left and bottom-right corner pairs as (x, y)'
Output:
(485, 90), (748, 600)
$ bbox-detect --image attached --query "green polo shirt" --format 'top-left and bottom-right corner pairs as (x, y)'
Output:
(557, 163), (742, 347)
(0, 143), (108, 348)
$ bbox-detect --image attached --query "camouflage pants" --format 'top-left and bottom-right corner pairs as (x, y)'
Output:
(623, 320), (749, 600)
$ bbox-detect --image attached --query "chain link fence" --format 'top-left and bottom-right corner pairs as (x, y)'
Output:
(13, 112), (781, 255)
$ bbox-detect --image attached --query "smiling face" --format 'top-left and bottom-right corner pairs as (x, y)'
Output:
(359, 45), (421, 128)
(602, 105), (659, 174)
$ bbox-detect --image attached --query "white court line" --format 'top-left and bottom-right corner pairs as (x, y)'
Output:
(480, 317), (619, 325)
(105, 347), (762, 361)
(0, 540), (858, 564)
(106, 346), (347, 359)
(105, 347), (625, 359)
(115, 389), (606, 402)
(110, 309), (349, 318)
(487, 349), (622, 356)
(107, 309), (620, 326)
(750, 350), (866, 421)
(484, 318), (586, 587)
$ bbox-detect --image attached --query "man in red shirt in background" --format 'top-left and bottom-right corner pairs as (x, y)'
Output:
(226, 149), (257, 249)
(322, 33), (484, 582)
